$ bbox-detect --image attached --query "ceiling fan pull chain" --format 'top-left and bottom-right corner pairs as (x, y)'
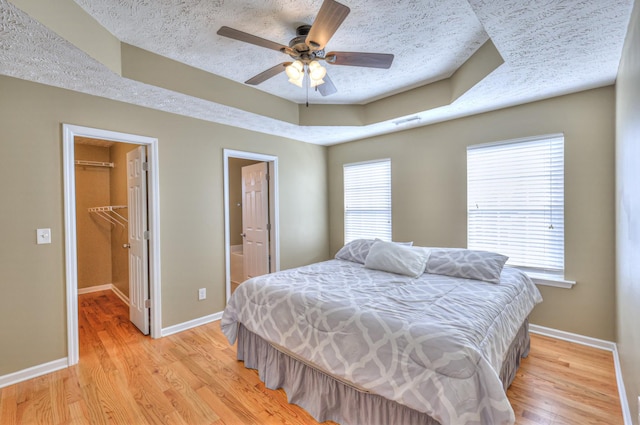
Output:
(306, 65), (310, 107)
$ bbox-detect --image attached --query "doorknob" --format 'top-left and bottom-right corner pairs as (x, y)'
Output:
(241, 233), (246, 238)
(123, 243), (131, 248)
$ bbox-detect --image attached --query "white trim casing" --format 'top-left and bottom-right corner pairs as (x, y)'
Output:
(529, 324), (632, 425)
(223, 149), (280, 303)
(62, 124), (162, 368)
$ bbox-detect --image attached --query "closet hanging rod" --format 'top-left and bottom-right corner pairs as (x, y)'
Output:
(88, 205), (128, 228)
(75, 160), (114, 168)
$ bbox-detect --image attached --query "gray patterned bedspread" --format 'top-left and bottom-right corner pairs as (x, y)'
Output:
(221, 259), (542, 425)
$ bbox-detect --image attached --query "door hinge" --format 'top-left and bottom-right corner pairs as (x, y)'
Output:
(265, 173), (270, 182)
(142, 162), (149, 171)
(267, 223), (271, 231)
(143, 230), (150, 240)
(144, 299), (151, 308)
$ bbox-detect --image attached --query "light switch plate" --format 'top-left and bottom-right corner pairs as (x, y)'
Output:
(37, 228), (51, 244)
(198, 288), (206, 300)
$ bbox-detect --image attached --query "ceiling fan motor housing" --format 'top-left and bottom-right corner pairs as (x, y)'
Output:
(288, 25), (324, 62)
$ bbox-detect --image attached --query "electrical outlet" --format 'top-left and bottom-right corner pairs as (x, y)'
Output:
(198, 288), (206, 301)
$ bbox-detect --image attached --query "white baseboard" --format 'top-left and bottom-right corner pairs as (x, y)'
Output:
(0, 358), (68, 389)
(530, 324), (632, 425)
(78, 284), (130, 305)
(161, 311), (223, 337)
(77, 283), (113, 295)
(110, 285), (130, 305)
(529, 324), (616, 351)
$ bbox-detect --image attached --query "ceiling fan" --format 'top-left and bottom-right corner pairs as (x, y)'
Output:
(216, 0), (394, 97)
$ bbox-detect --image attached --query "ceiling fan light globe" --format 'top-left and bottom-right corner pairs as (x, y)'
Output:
(285, 67), (299, 79)
(308, 60), (327, 80)
(309, 66), (327, 80)
(285, 60), (304, 79)
(288, 77), (304, 88)
(310, 78), (325, 87)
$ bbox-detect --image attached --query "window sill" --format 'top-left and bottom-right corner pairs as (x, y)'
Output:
(526, 272), (576, 289)
(506, 266), (576, 288)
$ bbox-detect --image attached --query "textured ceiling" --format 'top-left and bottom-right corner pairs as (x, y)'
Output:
(72, 0), (489, 105)
(0, 0), (634, 145)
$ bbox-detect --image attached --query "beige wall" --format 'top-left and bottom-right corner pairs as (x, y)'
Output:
(328, 86), (616, 341)
(74, 144), (113, 289)
(109, 142), (138, 297)
(616, 0), (640, 421)
(228, 158), (260, 247)
(0, 75), (329, 376)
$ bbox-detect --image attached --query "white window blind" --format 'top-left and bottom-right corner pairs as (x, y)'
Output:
(344, 159), (392, 243)
(467, 135), (564, 272)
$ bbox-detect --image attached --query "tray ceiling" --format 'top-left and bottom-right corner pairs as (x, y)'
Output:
(0, 0), (634, 145)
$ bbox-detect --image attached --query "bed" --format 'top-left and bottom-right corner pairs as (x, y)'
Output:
(221, 239), (543, 425)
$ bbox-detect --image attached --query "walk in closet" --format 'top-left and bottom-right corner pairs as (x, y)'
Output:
(74, 138), (137, 302)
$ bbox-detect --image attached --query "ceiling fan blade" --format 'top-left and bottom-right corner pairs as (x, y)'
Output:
(325, 52), (394, 69)
(245, 62), (291, 85)
(305, 0), (350, 50)
(217, 26), (288, 52)
(317, 73), (337, 96)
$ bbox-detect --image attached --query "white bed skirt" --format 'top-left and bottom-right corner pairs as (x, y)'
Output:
(236, 319), (530, 425)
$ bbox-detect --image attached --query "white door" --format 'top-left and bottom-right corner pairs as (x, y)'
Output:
(242, 162), (270, 280)
(127, 146), (149, 335)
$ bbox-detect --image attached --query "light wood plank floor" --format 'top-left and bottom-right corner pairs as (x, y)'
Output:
(0, 290), (623, 424)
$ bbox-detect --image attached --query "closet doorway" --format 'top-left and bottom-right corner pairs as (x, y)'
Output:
(63, 124), (161, 367)
(223, 150), (280, 301)
(74, 139), (148, 334)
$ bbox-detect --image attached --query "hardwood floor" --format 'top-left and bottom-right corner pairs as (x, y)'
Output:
(0, 290), (623, 424)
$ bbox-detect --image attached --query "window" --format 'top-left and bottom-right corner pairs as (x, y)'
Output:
(467, 135), (565, 276)
(344, 159), (392, 243)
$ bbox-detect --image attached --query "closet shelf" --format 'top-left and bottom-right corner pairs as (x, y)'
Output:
(89, 205), (128, 228)
(75, 160), (114, 168)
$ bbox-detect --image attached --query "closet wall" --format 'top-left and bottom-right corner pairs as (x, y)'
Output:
(75, 140), (135, 297)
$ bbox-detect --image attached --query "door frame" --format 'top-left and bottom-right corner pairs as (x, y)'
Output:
(223, 149), (279, 302)
(62, 124), (162, 366)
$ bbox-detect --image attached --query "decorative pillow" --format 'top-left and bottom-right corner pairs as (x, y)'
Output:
(425, 248), (508, 284)
(335, 239), (377, 264)
(335, 239), (414, 264)
(375, 238), (413, 247)
(364, 240), (429, 278)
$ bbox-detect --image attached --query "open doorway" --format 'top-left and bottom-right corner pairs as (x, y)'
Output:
(74, 139), (149, 335)
(223, 149), (279, 301)
(63, 124), (162, 367)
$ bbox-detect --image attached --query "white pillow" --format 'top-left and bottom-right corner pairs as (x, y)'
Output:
(364, 240), (429, 278)
(375, 238), (413, 246)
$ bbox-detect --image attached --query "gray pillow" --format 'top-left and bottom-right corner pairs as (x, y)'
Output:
(425, 248), (508, 284)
